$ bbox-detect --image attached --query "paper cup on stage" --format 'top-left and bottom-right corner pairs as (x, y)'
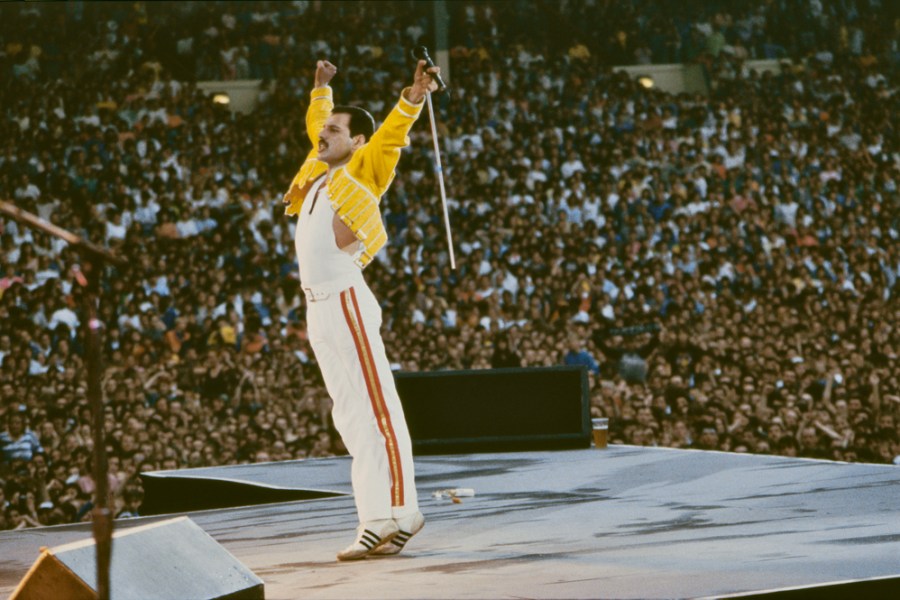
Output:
(592, 418), (608, 449)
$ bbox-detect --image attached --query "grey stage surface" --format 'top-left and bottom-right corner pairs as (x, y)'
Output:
(1, 446), (899, 599)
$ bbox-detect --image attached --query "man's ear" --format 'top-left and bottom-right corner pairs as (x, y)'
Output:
(351, 134), (366, 150)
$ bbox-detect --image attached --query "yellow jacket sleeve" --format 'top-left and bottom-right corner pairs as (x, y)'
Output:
(346, 88), (424, 197)
(282, 87), (332, 215)
(305, 85), (333, 154)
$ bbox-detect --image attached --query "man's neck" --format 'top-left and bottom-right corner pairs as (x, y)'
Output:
(326, 157), (351, 177)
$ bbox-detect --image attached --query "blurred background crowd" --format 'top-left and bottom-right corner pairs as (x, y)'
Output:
(1, 0), (898, 530)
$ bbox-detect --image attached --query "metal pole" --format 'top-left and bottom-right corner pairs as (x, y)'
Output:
(433, 0), (450, 82)
(84, 257), (112, 600)
(0, 201), (122, 600)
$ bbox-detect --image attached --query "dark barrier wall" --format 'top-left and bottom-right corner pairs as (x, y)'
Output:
(394, 366), (591, 454)
(139, 475), (340, 516)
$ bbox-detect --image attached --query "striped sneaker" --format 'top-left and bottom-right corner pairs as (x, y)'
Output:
(336, 519), (399, 561)
(372, 511), (425, 556)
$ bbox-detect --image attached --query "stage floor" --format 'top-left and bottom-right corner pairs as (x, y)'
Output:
(2, 446), (899, 599)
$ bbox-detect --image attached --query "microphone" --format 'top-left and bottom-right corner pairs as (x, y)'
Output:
(412, 46), (447, 92)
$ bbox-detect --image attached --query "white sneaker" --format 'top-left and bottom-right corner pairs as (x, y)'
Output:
(372, 511), (425, 556)
(336, 519), (399, 561)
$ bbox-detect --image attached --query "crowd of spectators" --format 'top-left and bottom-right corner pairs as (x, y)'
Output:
(1, 1), (899, 531)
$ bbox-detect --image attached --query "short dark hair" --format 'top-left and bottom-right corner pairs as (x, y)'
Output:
(332, 105), (375, 142)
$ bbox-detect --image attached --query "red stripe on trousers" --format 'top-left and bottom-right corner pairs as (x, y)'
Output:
(340, 288), (405, 507)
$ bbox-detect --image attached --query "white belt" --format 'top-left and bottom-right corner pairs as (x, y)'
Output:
(302, 277), (361, 303)
(303, 288), (331, 303)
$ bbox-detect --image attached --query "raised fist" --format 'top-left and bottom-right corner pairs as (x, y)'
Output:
(315, 60), (337, 88)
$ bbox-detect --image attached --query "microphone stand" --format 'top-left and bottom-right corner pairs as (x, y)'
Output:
(412, 46), (455, 269)
(424, 90), (456, 270)
(0, 200), (126, 600)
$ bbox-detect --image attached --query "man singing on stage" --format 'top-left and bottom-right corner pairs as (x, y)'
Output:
(282, 58), (438, 560)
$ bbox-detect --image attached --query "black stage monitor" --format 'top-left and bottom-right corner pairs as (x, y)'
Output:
(395, 366), (590, 454)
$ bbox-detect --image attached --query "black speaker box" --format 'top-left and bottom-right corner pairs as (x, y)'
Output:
(11, 517), (264, 600)
(395, 366), (590, 454)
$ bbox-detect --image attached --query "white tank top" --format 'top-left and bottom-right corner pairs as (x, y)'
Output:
(295, 176), (361, 287)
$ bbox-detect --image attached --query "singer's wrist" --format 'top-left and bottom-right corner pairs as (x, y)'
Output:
(403, 86), (426, 105)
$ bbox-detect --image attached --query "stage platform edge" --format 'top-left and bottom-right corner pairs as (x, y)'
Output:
(2, 446), (899, 599)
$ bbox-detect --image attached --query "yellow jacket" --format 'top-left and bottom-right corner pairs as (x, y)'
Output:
(282, 85), (425, 268)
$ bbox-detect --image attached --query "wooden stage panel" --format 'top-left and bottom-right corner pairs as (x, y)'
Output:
(1, 446), (899, 599)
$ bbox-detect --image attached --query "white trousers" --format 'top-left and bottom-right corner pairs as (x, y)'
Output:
(306, 277), (418, 523)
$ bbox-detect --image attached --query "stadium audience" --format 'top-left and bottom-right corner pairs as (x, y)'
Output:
(1, 1), (898, 530)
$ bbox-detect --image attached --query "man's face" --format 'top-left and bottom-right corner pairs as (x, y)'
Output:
(801, 427), (818, 447)
(317, 113), (363, 166)
(8, 415), (24, 436)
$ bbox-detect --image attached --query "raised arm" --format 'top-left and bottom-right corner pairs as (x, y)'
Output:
(351, 60), (440, 192)
(306, 60), (338, 151)
(282, 61), (337, 214)
(868, 371), (882, 417)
